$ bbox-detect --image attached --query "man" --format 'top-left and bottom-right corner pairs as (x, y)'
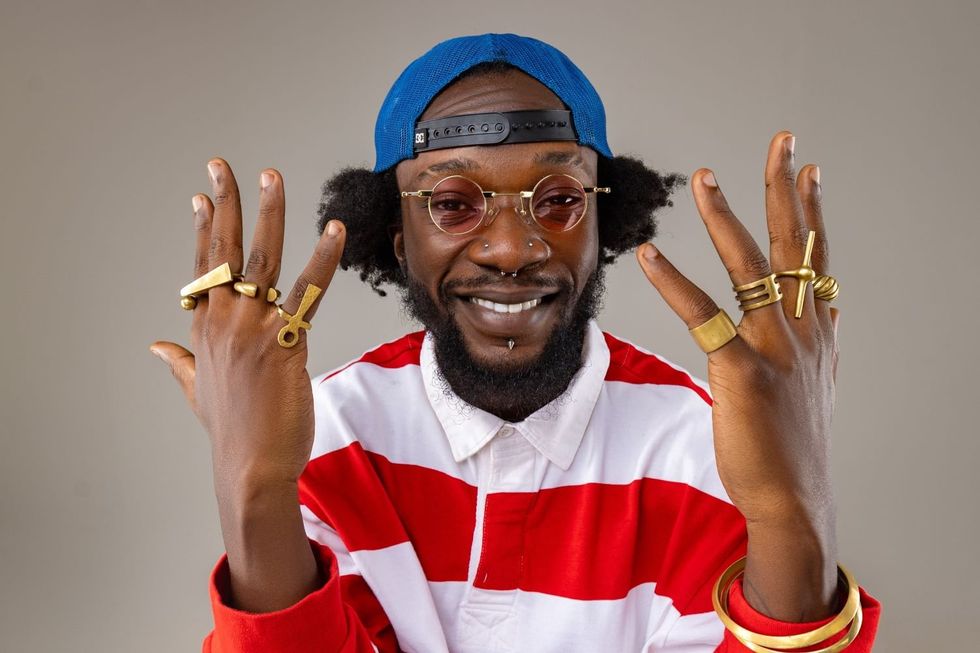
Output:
(152, 33), (880, 652)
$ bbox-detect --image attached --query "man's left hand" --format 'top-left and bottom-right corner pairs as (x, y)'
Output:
(636, 131), (842, 621)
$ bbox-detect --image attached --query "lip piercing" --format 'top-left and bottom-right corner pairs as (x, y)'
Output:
(483, 242), (490, 249)
(507, 338), (515, 350)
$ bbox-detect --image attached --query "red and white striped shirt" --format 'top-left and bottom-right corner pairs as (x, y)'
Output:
(205, 321), (880, 652)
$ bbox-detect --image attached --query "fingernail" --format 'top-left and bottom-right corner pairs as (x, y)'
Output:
(702, 172), (718, 188)
(326, 220), (342, 237)
(191, 195), (203, 214)
(810, 165), (821, 186)
(643, 243), (660, 261)
(260, 171), (274, 189)
(207, 161), (220, 185)
(149, 346), (163, 361)
(784, 135), (796, 157)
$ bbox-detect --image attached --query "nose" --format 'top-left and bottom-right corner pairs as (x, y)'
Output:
(470, 194), (550, 274)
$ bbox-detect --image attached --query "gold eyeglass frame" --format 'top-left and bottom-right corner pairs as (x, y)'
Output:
(401, 173), (611, 235)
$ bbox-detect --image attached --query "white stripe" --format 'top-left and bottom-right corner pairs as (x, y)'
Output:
(423, 580), (723, 653)
(312, 360), (729, 504)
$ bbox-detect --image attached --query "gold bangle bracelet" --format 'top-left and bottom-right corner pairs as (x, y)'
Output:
(711, 556), (863, 652)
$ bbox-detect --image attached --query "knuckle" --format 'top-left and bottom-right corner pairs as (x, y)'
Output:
(686, 293), (718, 323)
(212, 190), (234, 207)
(208, 232), (236, 257)
(312, 241), (338, 267)
(247, 247), (274, 273)
(194, 212), (211, 232)
(194, 254), (209, 273)
(291, 278), (315, 302)
(732, 250), (771, 278)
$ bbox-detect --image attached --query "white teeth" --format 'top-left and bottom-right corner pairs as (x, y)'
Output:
(470, 297), (542, 314)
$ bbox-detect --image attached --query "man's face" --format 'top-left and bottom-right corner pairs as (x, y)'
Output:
(393, 70), (601, 377)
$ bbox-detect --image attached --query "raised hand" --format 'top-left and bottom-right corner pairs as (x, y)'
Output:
(636, 132), (842, 620)
(150, 159), (346, 611)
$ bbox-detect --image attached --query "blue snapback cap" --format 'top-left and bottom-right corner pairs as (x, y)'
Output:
(373, 33), (613, 172)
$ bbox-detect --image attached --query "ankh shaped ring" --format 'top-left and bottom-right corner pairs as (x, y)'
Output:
(276, 283), (322, 348)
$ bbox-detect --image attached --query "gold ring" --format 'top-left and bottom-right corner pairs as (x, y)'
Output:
(179, 262), (238, 310)
(277, 283), (322, 348)
(773, 230), (817, 318)
(689, 310), (738, 353)
(232, 282), (283, 303)
(733, 274), (782, 311)
(813, 274), (839, 302)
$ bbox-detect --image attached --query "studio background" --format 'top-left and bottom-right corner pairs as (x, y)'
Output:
(2, 1), (976, 651)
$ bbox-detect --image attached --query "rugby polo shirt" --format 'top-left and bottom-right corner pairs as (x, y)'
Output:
(205, 320), (880, 652)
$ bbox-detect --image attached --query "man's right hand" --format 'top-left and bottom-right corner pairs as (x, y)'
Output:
(150, 158), (347, 611)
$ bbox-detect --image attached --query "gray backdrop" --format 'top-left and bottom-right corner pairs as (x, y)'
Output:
(2, 1), (977, 651)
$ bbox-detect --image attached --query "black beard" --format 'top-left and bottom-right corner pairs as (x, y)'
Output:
(400, 266), (606, 422)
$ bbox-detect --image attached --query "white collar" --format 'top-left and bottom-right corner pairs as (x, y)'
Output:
(420, 320), (610, 471)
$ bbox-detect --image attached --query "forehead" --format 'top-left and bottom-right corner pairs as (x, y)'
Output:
(396, 68), (596, 188)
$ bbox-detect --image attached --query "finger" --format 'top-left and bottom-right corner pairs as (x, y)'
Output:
(149, 341), (197, 410)
(765, 132), (808, 272)
(243, 169), (285, 291)
(636, 242), (750, 360)
(190, 194), (214, 338)
(205, 158), (244, 300)
(693, 170), (770, 283)
(692, 169), (781, 319)
(797, 164), (833, 329)
(796, 164), (829, 274)
(765, 132), (817, 322)
(278, 220), (347, 340)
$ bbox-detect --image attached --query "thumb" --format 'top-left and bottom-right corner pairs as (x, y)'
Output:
(150, 341), (197, 409)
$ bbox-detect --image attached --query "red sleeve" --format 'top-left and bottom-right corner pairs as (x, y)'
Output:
(715, 578), (881, 652)
(202, 540), (386, 653)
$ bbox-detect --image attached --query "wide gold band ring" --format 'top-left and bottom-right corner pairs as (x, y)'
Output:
(689, 310), (738, 353)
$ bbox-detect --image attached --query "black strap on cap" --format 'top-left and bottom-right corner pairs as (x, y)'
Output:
(413, 109), (577, 153)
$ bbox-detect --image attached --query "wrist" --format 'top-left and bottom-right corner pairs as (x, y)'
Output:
(742, 507), (840, 621)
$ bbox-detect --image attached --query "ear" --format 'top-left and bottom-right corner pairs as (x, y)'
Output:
(390, 225), (407, 271)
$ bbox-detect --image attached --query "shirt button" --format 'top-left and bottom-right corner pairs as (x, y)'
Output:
(499, 425), (514, 438)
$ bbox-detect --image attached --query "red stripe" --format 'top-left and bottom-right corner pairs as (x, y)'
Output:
(299, 443), (476, 582)
(340, 574), (403, 653)
(603, 332), (713, 405)
(321, 331), (425, 384)
(474, 478), (746, 613)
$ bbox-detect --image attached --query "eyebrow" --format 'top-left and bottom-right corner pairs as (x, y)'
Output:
(413, 150), (587, 185)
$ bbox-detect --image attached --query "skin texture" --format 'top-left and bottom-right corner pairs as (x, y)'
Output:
(151, 68), (842, 621)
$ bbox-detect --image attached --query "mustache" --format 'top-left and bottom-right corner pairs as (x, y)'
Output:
(442, 273), (573, 297)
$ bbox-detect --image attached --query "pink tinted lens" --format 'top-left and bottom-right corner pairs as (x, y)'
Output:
(429, 176), (486, 234)
(531, 175), (588, 232)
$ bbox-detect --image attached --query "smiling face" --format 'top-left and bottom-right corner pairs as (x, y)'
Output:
(394, 68), (600, 359)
